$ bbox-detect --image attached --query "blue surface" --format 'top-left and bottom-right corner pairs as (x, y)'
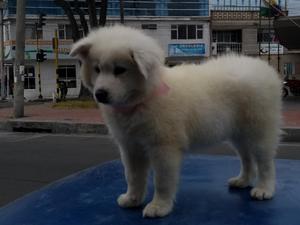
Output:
(0, 155), (300, 225)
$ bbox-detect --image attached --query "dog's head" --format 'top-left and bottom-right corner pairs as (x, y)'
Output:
(70, 25), (164, 107)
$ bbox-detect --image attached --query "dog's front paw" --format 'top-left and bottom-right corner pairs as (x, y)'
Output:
(142, 200), (173, 218)
(228, 176), (251, 188)
(117, 193), (143, 208)
(250, 186), (274, 200)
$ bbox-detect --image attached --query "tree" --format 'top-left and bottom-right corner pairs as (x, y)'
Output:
(54, 0), (108, 99)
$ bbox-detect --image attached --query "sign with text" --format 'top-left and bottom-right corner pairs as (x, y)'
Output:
(168, 43), (206, 57)
(260, 43), (284, 55)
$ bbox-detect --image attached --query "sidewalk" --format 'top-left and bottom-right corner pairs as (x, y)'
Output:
(0, 102), (107, 134)
(0, 99), (300, 139)
(0, 102), (103, 124)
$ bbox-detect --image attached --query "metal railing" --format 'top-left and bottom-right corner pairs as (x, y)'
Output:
(216, 42), (242, 54)
(213, 5), (259, 11)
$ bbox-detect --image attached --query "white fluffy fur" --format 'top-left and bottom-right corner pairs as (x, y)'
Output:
(71, 25), (282, 218)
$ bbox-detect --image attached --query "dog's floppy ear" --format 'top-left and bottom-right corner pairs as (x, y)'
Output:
(132, 48), (164, 79)
(70, 38), (92, 59)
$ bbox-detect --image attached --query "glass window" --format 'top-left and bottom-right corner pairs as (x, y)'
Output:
(212, 30), (242, 54)
(171, 29), (177, 39)
(188, 25), (196, 39)
(58, 65), (77, 88)
(197, 25), (203, 39)
(213, 30), (242, 43)
(7, 1), (209, 17)
(58, 24), (72, 39)
(224, 32), (231, 42)
(171, 24), (203, 40)
(258, 29), (276, 43)
(58, 24), (65, 39)
(24, 66), (35, 90)
(65, 25), (73, 39)
(178, 25), (187, 39)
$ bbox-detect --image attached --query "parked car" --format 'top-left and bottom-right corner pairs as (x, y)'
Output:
(283, 79), (300, 98)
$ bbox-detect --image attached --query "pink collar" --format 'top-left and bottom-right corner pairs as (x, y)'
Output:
(111, 81), (170, 114)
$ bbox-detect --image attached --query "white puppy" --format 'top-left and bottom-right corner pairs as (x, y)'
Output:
(70, 25), (282, 218)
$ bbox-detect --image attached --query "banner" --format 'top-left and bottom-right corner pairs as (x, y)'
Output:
(260, 0), (283, 17)
(168, 43), (206, 57)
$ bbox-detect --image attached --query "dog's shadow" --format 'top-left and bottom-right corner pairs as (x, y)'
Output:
(228, 186), (253, 200)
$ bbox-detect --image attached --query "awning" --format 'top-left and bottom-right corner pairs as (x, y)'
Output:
(274, 17), (300, 50)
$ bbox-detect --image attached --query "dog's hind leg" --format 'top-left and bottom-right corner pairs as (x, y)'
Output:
(228, 140), (257, 189)
(117, 144), (150, 208)
(250, 140), (277, 200)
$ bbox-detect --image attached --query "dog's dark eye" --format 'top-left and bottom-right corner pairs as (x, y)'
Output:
(94, 65), (101, 74)
(114, 66), (127, 76)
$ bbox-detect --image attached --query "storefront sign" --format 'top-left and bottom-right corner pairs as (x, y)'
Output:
(168, 43), (206, 57)
(260, 43), (284, 55)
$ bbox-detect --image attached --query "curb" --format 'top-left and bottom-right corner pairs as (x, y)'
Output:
(0, 120), (300, 142)
(0, 120), (108, 135)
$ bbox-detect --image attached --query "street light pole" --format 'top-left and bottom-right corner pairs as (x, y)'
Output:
(36, 22), (43, 99)
(13, 0), (26, 118)
(120, 0), (124, 24)
(0, 0), (5, 100)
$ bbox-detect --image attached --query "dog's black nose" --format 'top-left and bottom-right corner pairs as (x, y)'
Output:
(95, 89), (110, 104)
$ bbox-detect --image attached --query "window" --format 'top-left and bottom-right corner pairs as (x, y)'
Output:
(284, 63), (295, 77)
(213, 30), (242, 43)
(212, 30), (242, 54)
(171, 24), (203, 40)
(4, 24), (10, 41)
(24, 66), (35, 89)
(57, 65), (77, 88)
(257, 29), (277, 43)
(58, 24), (73, 39)
(58, 24), (84, 39)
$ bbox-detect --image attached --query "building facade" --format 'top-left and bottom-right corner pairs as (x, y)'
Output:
(211, 0), (300, 80)
(2, 0), (296, 101)
(1, 0), (210, 100)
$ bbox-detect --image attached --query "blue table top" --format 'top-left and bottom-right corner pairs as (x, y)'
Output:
(0, 155), (299, 225)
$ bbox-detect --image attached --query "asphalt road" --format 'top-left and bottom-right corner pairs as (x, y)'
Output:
(0, 132), (300, 208)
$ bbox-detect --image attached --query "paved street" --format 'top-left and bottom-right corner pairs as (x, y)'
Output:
(0, 131), (300, 208)
(0, 132), (119, 207)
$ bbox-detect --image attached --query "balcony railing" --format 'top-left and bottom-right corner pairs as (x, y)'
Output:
(214, 42), (242, 54)
(212, 5), (259, 11)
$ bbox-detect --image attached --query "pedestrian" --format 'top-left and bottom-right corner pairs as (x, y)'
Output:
(59, 81), (68, 101)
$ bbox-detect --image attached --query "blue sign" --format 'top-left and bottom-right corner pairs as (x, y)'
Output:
(168, 43), (206, 57)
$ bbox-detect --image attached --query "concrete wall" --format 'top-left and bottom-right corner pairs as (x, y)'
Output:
(117, 20), (210, 57)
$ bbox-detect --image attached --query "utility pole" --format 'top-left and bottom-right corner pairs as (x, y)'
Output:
(268, 0), (271, 64)
(36, 13), (46, 99)
(258, 0), (262, 57)
(35, 22), (42, 99)
(120, 0), (124, 24)
(0, 0), (5, 100)
(13, 0), (26, 118)
(53, 29), (59, 99)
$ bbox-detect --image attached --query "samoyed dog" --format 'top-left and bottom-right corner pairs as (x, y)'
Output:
(70, 25), (282, 218)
